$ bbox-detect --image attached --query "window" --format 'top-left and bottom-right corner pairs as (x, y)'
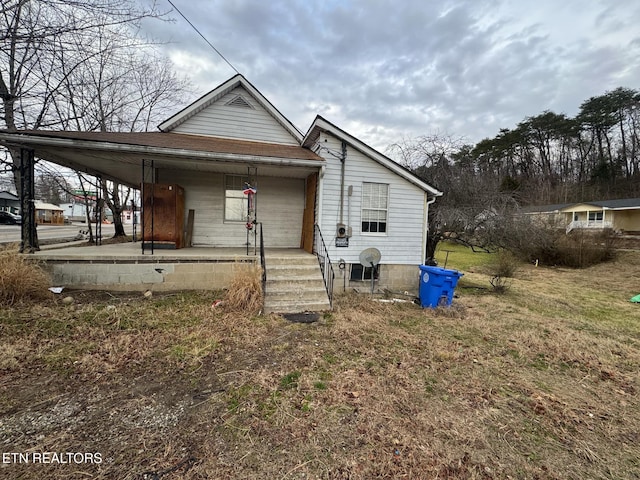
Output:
(350, 263), (380, 281)
(588, 211), (603, 222)
(361, 182), (388, 234)
(225, 175), (250, 221)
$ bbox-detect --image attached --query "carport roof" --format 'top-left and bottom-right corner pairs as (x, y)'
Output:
(0, 130), (324, 188)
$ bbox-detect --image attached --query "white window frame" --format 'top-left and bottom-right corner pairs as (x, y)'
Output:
(361, 182), (389, 235)
(350, 263), (381, 281)
(224, 174), (249, 222)
(588, 211), (603, 222)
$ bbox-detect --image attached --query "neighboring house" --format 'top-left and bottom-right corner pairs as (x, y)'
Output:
(0, 190), (20, 214)
(522, 198), (640, 234)
(121, 207), (140, 225)
(59, 202), (89, 223)
(34, 201), (64, 224)
(0, 74), (442, 299)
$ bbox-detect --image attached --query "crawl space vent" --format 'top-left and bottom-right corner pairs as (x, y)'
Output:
(226, 95), (253, 109)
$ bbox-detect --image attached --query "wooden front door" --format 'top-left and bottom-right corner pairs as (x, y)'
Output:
(300, 172), (318, 253)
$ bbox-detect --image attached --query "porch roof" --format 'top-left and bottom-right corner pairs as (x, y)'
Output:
(0, 130), (324, 188)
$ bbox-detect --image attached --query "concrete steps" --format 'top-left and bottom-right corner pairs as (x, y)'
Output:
(263, 255), (331, 314)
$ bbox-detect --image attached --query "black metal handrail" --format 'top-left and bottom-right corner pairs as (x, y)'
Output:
(314, 224), (335, 308)
(259, 222), (266, 294)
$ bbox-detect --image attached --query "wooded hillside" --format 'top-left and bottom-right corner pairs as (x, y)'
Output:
(394, 87), (640, 206)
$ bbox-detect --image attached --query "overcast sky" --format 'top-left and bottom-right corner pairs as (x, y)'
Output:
(141, 0), (640, 151)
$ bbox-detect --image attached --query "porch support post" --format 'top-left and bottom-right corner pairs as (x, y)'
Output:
(19, 148), (38, 253)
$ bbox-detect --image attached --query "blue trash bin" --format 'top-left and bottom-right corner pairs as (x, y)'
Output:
(419, 265), (463, 308)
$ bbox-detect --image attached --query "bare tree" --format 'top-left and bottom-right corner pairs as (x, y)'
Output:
(389, 134), (517, 261)
(51, 22), (190, 238)
(34, 171), (72, 204)
(1, 0), (168, 250)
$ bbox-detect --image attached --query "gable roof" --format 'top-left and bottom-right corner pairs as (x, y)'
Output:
(158, 74), (303, 143)
(0, 191), (19, 201)
(35, 201), (63, 211)
(302, 115), (442, 197)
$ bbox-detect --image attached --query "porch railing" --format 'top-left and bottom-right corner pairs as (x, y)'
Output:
(314, 224), (335, 308)
(566, 220), (613, 234)
(259, 223), (266, 288)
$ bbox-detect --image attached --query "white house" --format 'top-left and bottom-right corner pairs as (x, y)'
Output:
(303, 116), (441, 290)
(0, 190), (20, 214)
(523, 198), (640, 234)
(0, 74), (441, 309)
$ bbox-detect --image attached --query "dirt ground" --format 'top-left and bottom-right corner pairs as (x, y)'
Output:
(1, 251), (639, 479)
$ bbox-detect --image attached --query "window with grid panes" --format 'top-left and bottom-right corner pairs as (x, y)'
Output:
(588, 211), (603, 222)
(361, 182), (389, 234)
(224, 175), (249, 221)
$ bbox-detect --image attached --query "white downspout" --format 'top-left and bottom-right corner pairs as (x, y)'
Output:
(423, 195), (436, 264)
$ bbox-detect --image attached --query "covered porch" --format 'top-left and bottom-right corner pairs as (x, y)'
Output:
(564, 206), (612, 233)
(0, 130), (324, 253)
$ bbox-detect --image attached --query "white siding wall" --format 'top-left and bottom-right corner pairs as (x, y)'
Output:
(171, 87), (299, 146)
(160, 169), (304, 248)
(317, 134), (426, 265)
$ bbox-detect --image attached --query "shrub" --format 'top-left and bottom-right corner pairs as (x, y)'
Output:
(518, 228), (618, 268)
(555, 229), (618, 268)
(224, 263), (264, 314)
(486, 250), (520, 294)
(495, 215), (618, 269)
(488, 250), (520, 278)
(489, 275), (510, 294)
(0, 246), (51, 306)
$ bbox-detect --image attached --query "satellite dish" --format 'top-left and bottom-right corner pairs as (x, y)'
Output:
(359, 248), (382, 295)
(359, 247), (382, 267)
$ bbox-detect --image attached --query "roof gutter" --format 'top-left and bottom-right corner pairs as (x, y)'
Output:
(0, 133), (324, 168)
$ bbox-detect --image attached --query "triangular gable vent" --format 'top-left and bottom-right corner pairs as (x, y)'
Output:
(226, 95), (254, 109)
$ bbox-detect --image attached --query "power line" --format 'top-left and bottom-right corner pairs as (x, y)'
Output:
(166, 0), (240, 75)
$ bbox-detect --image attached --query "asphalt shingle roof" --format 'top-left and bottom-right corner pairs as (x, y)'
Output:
(14, 130), (323, 161)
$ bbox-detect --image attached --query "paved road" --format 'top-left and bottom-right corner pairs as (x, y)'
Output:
(0, 223), (136, 244)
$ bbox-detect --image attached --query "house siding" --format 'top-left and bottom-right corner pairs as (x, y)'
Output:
(159, 169), (304, 248)
(613, 210), (640, 231)
(171, 86), (299, 146)
(316, 133), (426, 265)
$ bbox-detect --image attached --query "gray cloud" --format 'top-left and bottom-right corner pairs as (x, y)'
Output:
(141, 0), (640, 149)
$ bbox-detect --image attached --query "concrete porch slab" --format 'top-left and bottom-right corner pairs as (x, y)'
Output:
(30, 242), (317, 292)
(32, 242), (316, 261)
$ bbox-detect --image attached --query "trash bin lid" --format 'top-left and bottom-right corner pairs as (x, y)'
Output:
(419, 264), (463, 277)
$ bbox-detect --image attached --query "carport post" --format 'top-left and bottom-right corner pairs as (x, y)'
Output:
(19, 148), (37, 253)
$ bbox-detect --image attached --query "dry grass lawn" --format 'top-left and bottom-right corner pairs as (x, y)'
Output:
(0, 248), (639, 479)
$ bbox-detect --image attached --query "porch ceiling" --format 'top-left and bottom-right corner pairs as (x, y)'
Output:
(0, 130), (324, 188)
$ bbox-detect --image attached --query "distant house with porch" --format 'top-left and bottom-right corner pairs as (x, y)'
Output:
(0, 74), (441, 312)
(0, 190), (19, 214)
(522, 198), (640, 234)
(34, 201), (64, 225)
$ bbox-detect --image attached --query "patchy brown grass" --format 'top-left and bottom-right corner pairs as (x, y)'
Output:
(0, 244), (52, 306)
(0, 252), (639, 479)
(224, 263), (264, 315)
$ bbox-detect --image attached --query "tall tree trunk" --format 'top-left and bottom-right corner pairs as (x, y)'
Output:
(101, 179), (127, 237)
(17, 148), (39, 253)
